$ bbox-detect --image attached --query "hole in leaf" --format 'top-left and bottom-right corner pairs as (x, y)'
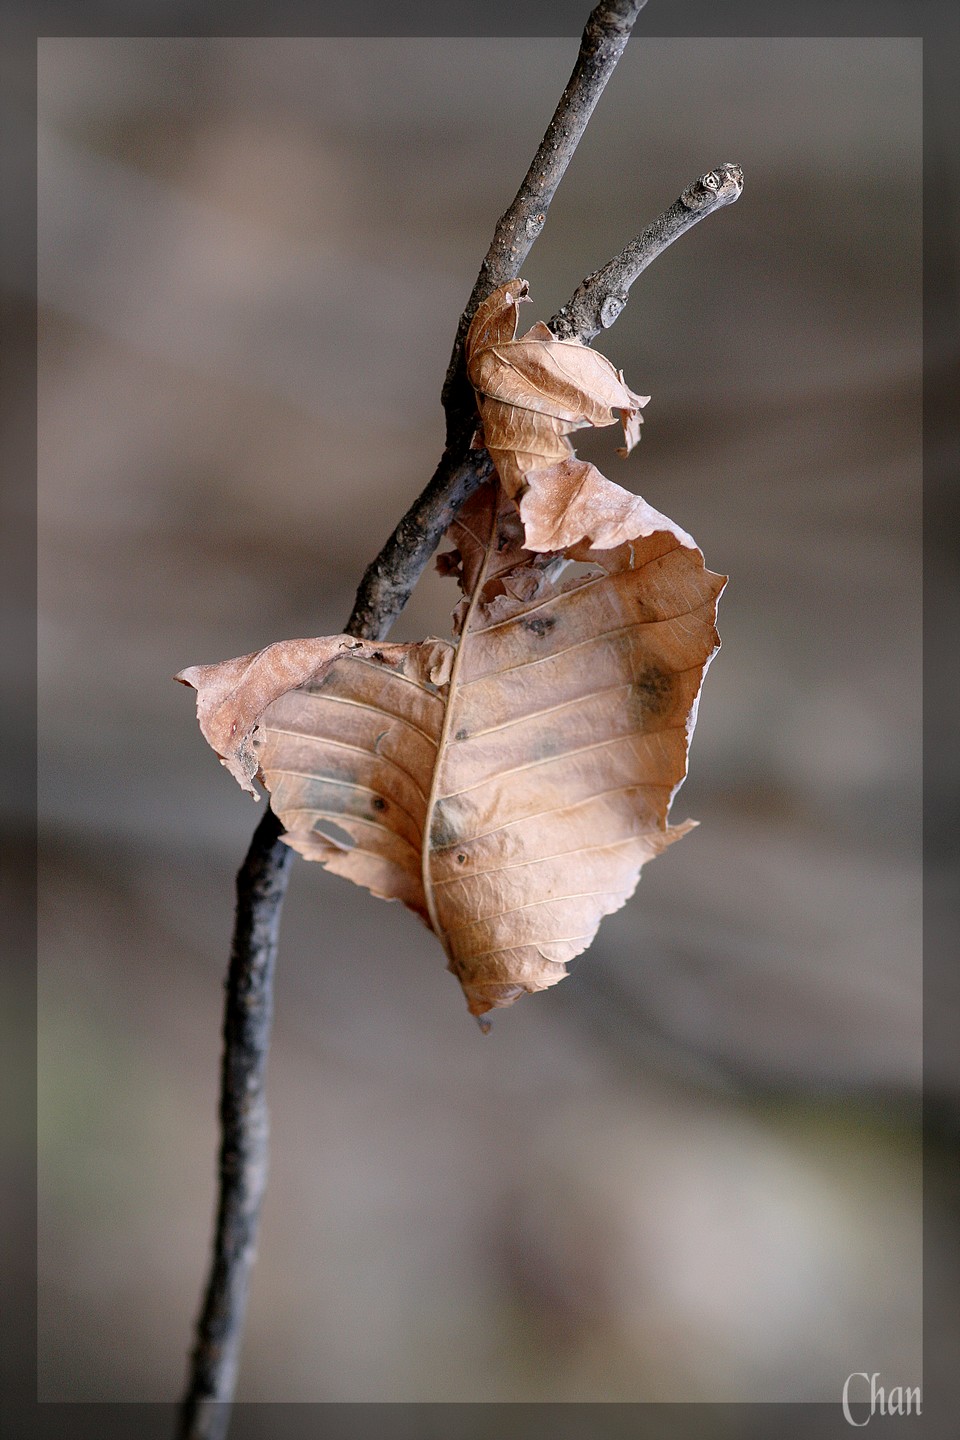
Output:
(312, 819), (355, 850)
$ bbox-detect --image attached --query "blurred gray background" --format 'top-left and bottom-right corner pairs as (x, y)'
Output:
(37, 36), (929, 1402)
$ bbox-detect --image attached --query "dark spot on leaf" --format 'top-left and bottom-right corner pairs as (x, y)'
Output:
(533, 734), (560, 760)
(455, 728), (469, 741)
(429, 805), (459, 850)
(522, 614), (556, 637)
(371, 796), (388, 813)
(629, 665), (673, 719)
(456, 853), (467, 864)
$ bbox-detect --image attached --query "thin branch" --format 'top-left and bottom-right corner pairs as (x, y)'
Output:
(548, 162), (744, 341)
(178, 12), (746, 1439)
(441, 0), (646, 424)
(177, 806), (291, 1440)
(355, 0), (651, 652)
(347, 445), (494, 641)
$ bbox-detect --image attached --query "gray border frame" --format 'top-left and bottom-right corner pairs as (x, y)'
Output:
(7, 2), (958, 1436)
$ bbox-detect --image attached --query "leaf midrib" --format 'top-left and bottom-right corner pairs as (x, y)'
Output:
(420, 495), (498, 952)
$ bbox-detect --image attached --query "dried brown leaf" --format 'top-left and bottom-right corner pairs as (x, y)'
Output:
(178, 484), (724, 1020)
(176, 637), (406, 795)
(465, 279), (658, 551)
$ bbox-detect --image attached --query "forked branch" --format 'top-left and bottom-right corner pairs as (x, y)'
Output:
(350, 163), (743, 642)
(178, 6), (741, 1436)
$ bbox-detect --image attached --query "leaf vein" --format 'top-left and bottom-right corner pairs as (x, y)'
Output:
(437, 726), (686, 802)
(297, 689), (439, 744)
(281, 807), (422, 864)
(266, 770), (424, 836)
(265, 728), (430, 804)
(462, 603), (712, 681)
(432, 833), (650, 886)
(462, 679), (699, 741)
(431, 781), (673, 852)
(449, 888), (633, 928)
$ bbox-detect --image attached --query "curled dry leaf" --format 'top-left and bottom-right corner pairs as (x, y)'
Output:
(178, 483), (725, 1021)
(177, 637), (394, 795)
(465, 279), (663, 552)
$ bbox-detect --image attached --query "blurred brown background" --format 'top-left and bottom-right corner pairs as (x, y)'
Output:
(37, 36), (928, 1402)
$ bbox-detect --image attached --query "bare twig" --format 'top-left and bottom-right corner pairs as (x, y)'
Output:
(347, 445), (494, 641)
(177, 806), (291, 1440)
(179, 9), (746, 1437)
(548, 163), (744, 341)
(441, 0), (646, 424)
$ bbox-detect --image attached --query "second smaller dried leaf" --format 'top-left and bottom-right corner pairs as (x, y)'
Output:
(466, 279), (666, 552)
